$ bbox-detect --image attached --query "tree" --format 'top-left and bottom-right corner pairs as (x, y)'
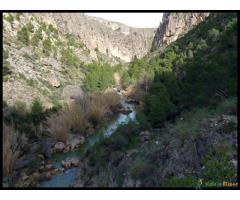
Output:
(84, 63), (114, 92)
(30, 99), (44, 125)
(144, 82), (176, 127)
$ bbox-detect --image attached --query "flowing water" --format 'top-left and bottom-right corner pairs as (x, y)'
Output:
(39, 98), (136, 187)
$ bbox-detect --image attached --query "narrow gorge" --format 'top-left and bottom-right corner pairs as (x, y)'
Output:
(2, 12), (237, 188)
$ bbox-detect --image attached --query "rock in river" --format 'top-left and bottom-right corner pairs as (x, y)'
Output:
(67, 135), (85, 151)
(118, 107), (132, 114)
(53, 142), (65, 153)
(61, 157), (79, 169)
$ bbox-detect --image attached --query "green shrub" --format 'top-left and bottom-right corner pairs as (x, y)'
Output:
(60, 48), (80, 67)
(42, 39), (52, 56)
(144, 81), (176, 127)
(215, 97), (237, 115)
(208, 28), (220, 42)
(3, 76), (10, 82)
(136, 110), (150, 130)
(84, 63), (114, 92)
(26, 22), (34, 32)
(26, 78), (37, 87)
(40, 22), (47, 31)
(196, 39), (208, 50)
(162, 176), (198, 187)
(203, 151), (236, 183)
(4, 14), (14, 23)
(65, 33), (80, 47)
(17, 26), (29, 45)
(128, 58), (154, 82)
(48, 24), (58, 36)
(15, 101), (27, 112)
(32, 28), (43, 46)
(121, 71), (132, 89)
(30, 98), (45, 125)
(15, 13), (22, 21)
(115, 122), (139, 148)
(221, 121), (236, 133)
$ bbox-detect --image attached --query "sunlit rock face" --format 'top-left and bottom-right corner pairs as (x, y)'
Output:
(151, 13), (210, 51)
(37, 13), (155, 62)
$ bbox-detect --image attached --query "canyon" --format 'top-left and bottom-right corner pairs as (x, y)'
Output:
(3, 12), (237, 188)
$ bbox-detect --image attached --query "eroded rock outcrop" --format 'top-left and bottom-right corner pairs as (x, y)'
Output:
(37, 13), (155, 62)
(151, 13), (210, 51)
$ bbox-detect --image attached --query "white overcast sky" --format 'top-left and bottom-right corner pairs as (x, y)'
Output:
(85, 13), (163, 28)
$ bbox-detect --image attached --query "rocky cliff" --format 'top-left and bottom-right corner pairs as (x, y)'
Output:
(3, 13), (154, 107)
(37, 13), (155, 62)
(151, 13), (210, 51)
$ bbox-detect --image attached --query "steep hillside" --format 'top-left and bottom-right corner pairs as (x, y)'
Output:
(151, 13), (209, 51)
(3, 13), (154, 107)
(36, 13), (154, 62)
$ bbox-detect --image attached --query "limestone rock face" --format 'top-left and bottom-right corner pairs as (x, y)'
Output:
(37, 13), (155, 62)
(151, 13), (210, 51)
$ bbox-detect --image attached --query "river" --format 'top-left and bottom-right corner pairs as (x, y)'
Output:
(38, 97), (136, 187)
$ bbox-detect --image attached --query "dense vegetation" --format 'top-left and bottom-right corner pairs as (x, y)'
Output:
(78, 13), (237, 187)
(124, 13), (237, 127)
(83, 62), (116, 92)
(3, 99), (56, 140)
(79, 96), (237, 187)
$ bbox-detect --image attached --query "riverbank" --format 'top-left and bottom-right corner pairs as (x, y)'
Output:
(3, 92), (137, 188)
(38, 96), (137, 187)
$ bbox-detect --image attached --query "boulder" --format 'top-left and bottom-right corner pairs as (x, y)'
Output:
(61, 157), (79, 169)
(67, 135), (85, 151)
(53, 142), (65, 153)
(45, 164), (54, 170)
(63, 146), (70, 153)
(62, 85), (84, 102)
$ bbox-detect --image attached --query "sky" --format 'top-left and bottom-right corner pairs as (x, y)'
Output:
(85, 13), (163, 28)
